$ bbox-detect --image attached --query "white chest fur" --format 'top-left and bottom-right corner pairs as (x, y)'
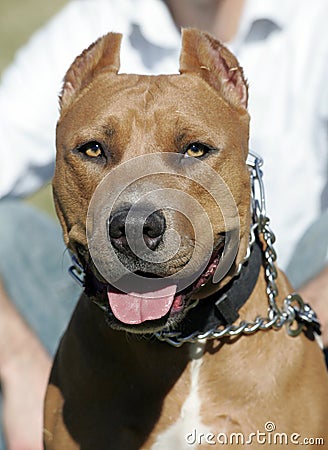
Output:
(151, 340), (211, 449)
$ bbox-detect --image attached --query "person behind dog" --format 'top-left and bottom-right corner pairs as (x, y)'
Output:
(0, 0), (328, 448)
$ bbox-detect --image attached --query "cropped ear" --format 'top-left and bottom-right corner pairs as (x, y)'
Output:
(60, 32), (122, 112)
(179, 28), (248, 109)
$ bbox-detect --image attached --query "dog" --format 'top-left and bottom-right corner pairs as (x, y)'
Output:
(44, 29), (328, 449)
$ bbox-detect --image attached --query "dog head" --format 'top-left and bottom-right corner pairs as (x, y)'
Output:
(53, 29), (250, 333)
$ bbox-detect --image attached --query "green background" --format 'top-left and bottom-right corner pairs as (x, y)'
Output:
(0, 0), (69, 215)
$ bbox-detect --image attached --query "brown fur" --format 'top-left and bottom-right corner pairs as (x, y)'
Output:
(44, 29), (328, 449)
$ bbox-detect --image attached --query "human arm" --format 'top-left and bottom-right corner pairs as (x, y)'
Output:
(298, 21), (328, 348)
(0, 279), (51, 450)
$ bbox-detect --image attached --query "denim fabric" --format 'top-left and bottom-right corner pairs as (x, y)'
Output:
(0, 200), (81, 355)
(285, 209), (328, 369)
(0, 200), (81, 449)
(286, 209), (328, 289)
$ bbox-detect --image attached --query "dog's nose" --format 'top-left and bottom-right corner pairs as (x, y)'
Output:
(107, 206), (166, 253)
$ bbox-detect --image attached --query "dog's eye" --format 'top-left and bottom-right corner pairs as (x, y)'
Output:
(184, 143), (209, 158)
(78, 142), (103, 158)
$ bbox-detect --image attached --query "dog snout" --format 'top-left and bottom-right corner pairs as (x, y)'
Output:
(107, 206), (166, 254)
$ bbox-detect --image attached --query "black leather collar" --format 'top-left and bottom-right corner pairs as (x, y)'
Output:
(178, 239), (263, 338)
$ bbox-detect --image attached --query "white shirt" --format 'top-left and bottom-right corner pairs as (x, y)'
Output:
(0, 0), (327, 268)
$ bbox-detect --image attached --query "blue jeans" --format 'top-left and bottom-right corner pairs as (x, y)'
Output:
(0, 200), (81, 449)
(286, 209), (328, 289)
(286, 209), (328, 368)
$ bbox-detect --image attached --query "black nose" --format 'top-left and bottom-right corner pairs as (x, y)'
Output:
(107, 206), (166, 253)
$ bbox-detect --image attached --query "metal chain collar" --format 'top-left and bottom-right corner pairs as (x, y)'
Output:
(155, 151), (321, 347)
(67, 151), (321, 347)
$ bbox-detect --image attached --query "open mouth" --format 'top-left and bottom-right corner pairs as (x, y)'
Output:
(104, 236), (226, 331)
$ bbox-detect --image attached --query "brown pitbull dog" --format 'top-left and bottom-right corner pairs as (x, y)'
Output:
(44, 29), (328, 449)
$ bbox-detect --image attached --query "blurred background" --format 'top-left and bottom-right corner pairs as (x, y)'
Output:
(0, 0), (67, 71)
(0, 0), (69, 215)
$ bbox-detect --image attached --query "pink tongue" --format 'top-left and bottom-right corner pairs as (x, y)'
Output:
(107, 284), (177, 325)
